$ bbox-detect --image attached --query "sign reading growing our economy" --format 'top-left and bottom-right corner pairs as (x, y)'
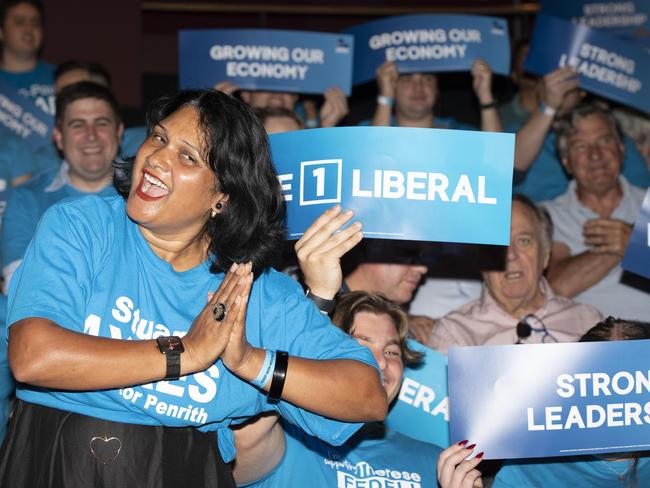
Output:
(269, 127), (514, 245)
(449, 340), (650, 459)
(178, 29), (354, 95)
(622, 187), (650, 279)
(524, 14), (650, 114)
(343, 14), (510, 85)
(0, 78), (53, 147)
(541, 0), (650, 46)
(385, 340), (449, 448)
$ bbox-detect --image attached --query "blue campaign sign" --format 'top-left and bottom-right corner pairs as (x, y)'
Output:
(269, 126), (514, 245)
(524, 14), (650, 114)
(449, 340), (650, 459)
(622, 188), (650, 279)
(0, 78), (53, 147)
(385, 340), (449, 448)
(541, 0), (650, 46)
(178, 29), (354, 95)
(343, 14), (510, 86)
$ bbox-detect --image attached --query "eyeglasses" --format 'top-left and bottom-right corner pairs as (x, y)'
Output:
(515, 314), (559, 344)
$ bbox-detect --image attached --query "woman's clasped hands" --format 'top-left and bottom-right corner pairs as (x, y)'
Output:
(182, 262), (256, 376)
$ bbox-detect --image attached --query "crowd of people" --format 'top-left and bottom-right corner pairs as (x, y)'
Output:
(0, 0), (649, 486)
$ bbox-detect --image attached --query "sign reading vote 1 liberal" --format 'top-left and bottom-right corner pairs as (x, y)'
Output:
(344, 14), (510, 86)
(385, 340), (449, 448)
(269, 127), (514, 245)
(179, 29), (354, 95)
(449, 340), (650, 459)
(622, 187), (650, 279)
(525, 14), (650, 114)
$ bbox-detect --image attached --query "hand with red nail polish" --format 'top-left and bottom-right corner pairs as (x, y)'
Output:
(437, 441), (484, 488)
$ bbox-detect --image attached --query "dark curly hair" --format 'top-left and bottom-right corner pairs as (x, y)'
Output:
(580, 316), (650, 342)
(113, 89), (286, 276)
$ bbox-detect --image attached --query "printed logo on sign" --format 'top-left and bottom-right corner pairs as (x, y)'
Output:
(491, 21), (506, 35)
(336, 38), (351, 54)
(300, 158), (342, 206)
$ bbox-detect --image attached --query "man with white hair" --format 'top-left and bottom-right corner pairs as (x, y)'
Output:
(428, 195), (602, 353)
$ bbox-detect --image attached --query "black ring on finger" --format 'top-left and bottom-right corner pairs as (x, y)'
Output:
(212, 302), (228, 322)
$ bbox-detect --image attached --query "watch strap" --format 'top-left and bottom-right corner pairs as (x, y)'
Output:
(165, 353), (181, 381)
(156, 336), (183, 381)
(305, 289), (336, 314)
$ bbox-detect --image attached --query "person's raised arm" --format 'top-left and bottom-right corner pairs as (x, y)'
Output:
(514, 66), (578, 171)
(295, 205), (362, 299)
(220, 208), (387, 422)
(9, 263), (252, 389)
(546, 218), (631, 297)
(471, 59), (502, 133)
(319, 87), (349, 128)
(372, 61), (398, 126)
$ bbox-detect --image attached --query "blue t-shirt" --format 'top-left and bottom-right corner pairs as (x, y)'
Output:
(0, 133), (38, 228)
(0, 133), (38, 181)
(493, 455), (650, 487)
(0, 164), (117, 283)
(243, 422), (441, 487)
(7, 194), (378, 462)
(0, 294), (14, 444)
(0, 60), (54, 100)
(507, 123), (650, 202)
(121, 126), (147, 157)
(0, 61), (55, 150)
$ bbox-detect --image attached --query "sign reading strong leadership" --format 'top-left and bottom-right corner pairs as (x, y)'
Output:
(269, 127), (514, 245)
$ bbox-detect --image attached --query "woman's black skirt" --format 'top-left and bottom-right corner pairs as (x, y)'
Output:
(0, 400), (235, 488)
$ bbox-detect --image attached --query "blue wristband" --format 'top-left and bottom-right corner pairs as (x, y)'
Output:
(251, 349), (276, 388)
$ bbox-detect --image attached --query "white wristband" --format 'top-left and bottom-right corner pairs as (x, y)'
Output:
(377, 95), (394, 107)
(539, 102), (557, 118)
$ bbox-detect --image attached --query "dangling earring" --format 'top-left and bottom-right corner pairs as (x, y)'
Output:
(210, 209), (217, 218)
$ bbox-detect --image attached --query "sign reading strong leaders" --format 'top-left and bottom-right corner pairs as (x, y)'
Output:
(449, 340), (650, 459)
(525, 14), (650, 114)
(269, 126), (514, 245)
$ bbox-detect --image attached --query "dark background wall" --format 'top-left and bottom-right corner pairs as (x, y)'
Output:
(42, 1), (539, 125)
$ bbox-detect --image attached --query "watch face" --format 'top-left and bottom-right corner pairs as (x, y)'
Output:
(157, 336), (185, 354)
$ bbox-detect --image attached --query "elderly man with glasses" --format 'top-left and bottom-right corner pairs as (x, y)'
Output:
(427, 195), (602, 354)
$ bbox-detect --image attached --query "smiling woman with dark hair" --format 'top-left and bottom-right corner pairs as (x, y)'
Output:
(0, 89), (386, 487)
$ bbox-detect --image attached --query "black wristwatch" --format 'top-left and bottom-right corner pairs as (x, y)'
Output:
(156, 336), (184, 380)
